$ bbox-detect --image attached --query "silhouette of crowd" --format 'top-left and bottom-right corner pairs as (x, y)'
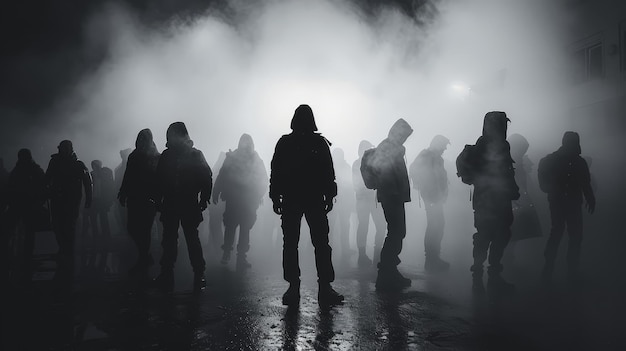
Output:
(0, 106), (596, 306)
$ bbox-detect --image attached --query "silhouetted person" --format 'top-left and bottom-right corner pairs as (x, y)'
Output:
(409, 135), (451, 273)
(373, 118), (414, 291)
(83, 160), (115, 274)
(207, 151), (226, 256)
(153, 122), (212, 292)
(0, 157), (8, 215)
(3, 149), (46, 283)
(329, 147), (354, 264)
(352, 140), (386, 268)
(506, 134), (542, 266)
(270, 104), (344, 306)
(114, 148), (132, 231)
(46, 140), (92, 284)
(118, 129), (160, 278)
(462, 112), (519, 294)
(212, 133), (268, 269)
(538, 131), (595, 285)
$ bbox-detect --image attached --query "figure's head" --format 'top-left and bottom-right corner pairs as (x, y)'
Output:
(290, 104), (318, 133)
(17, 148), (33, 163)
(507, 133), (529, 158)
(482, 111), (510, 140)
(136, 128), (156, 152)
(332, 148), (345, 161)
(91, 160), (103, 171)
(388, 118), (413, 145)
(429, 135), (450, 155)
(166, 122), (193, 149)
(562, 131), (582, 155)
(358, 140), (374, 158)
(238, 133), (255, 154)
(58, 140), (74, 156)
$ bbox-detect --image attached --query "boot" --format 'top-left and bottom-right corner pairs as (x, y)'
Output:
(318, 283), (344, 306)
(487, 274), (515, 296)
(375, 268), (411, 291)
(193, 272), (206, 291)
(236, 254), (252, 270)
(221, 250), (231, 265)
(282, 281), (300, 306)
(425, 255), (450, 273)
(153, 269), (174, 292)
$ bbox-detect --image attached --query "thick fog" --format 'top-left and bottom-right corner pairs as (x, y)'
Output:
(4, 0), (612, 293)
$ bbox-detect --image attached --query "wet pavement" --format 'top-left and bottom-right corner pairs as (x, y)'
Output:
(2, 232), (626, 350)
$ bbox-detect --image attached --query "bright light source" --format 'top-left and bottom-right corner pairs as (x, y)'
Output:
(450, 81), (471, 100)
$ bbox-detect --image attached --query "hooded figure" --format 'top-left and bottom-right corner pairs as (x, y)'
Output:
(212, 133), (268, 268)
(409, 134), (450, 273)
(538, 131), (595, 285)
(466, 112), (519, 295)
(118, 128), (161, 278)
(269, 104), (344, 307)
(45, 139), (92, 283)
(373, 118), (414, 291)
(153, 122), (212, 292)
(352, 140), (386, 268)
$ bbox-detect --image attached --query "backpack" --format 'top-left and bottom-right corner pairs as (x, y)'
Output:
(456, 144), (479, 185)
(537, 153), (555, 193)
(360, 148), (379, 190)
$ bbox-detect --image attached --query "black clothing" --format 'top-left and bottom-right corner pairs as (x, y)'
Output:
(155, 142), (212, 274)
(270, 110), (337, 284)
(213, 134), (268, 256)
(352, 154), (385, 256)
(374, 118), (413, 273)
(538, 132), (595, 277)
(468, 112), (519, 278)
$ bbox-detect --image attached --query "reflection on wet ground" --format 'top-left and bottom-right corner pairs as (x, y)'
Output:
(2, 235), (626, 350)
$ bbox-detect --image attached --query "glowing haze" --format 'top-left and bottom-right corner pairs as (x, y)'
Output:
(39, 0), (571, 168)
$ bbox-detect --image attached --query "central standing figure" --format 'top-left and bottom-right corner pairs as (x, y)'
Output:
(270, 104), (344, 306)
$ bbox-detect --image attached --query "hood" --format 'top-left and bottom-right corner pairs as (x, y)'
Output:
(482, 111), (509, 140)
(388, 118), (413, 145)
(290, 104), (318, 133)
(358, 140), (374, 157)
(429, 135), (450, 150)
(561, 131), (581, 155)
(237, 133), (255, 154)
(507, 133), (529, 158)
(17, 148), (33, 164)
(332, 148), (345, 162)
(136, 128), (158, 154)
(166, 121), (194, 149)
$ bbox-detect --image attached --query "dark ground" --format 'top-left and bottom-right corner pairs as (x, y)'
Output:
(2, 218), (625, 351)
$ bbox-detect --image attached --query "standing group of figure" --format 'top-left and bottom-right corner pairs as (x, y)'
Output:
(0, 105), (596, 305)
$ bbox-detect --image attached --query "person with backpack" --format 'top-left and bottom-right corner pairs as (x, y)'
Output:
(409, 135), (450, 273)
(366, 118), (414, 291)
(269, 104), (344, 306)
(456, 111), (519, 294)
(152, 122), (212, 292)
(352, 140), (386, 268)
(538, 131), (595, 286)
(46, 140), (93, 285)
(212, 133), (268, 269)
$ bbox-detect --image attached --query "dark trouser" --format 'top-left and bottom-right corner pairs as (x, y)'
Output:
(160, 211), (205, 274)
(222, 200), (257, 255)
(208, 202), (225, 250)
(355, 197), (385, 252)
(378, 201), (406, 271)
(424, 202), (445, 258)
(544, 200), (583, 275)
(3, 209), (36, 282)
(51, 199), (80, 280)
(471, 201), (513, 276)
(127, 200), (157, 265)
(281, 198), (335, 284)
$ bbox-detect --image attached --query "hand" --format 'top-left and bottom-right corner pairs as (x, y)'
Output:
(586, 200), (595, 214)
(199, 199), (209, 211)
(272, 199), (282, 215)
(323, 196), (334, 213)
